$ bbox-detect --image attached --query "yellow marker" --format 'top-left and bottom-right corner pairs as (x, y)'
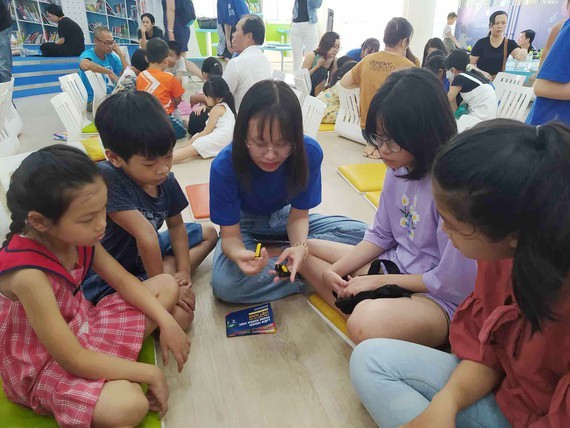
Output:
(255, 242), (262, 258)
(281, 265), (289, 273)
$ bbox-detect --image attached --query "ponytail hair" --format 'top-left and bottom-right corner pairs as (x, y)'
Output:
(203, 76), (236, 116)
(433, 120), (570, 332)
(3, 145), (100, 248)
(201, 56), (223, 78)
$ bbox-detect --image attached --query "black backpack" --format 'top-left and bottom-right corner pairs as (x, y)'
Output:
(175, 0), (196, 27)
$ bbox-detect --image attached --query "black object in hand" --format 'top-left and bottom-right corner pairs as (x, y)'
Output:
(275, 264), (290, 277)
(333, 284), (413, 315)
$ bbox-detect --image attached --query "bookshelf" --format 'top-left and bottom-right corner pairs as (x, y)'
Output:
(85, 0), (141, 44)
(9, 0), (62, 45)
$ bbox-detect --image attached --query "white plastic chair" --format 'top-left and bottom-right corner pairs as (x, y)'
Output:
(59, 73), (90, 127)
(457, 115), (482, 133)
(293, 68), (311, 103)
(494, 81), (535, 122)
(291, 88), (303, 104)
(85, 70), (109, 116)
(119, 46), (131, 65)
(301, 95), (326, 140)
(50, 92), (84, 142)
(0, 87), (19, 158)
(494, 72), (526, 87)
(272, 70), (286, 81)
(334, 86), (366, 145)
(0, 78), (23, 137)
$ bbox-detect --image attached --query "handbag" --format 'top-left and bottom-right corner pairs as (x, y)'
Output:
(197, 17), (217, 29)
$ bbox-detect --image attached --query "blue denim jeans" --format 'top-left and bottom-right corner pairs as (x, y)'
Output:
(350, 339), (511, 428)
(211, 205), (367, 303)
(0, 27), (12, 83)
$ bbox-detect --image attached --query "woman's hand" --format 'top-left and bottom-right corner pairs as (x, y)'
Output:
(168, 30), (175, 41)
(158, 318), (191, 373)
(273, 244), (306, 282)
(234, 247), (269, 276)
(323, 55), (335, 69)
(146, 366), (169, 418)
(323, 270), (348, 294)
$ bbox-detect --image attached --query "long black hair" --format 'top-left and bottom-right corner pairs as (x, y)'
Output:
(315, 31), (340, 58)
(364, 68), (456, 181)
(433, 120), (570, 332)
(421, 37), (447, 67)
(232, 80), (307, 196)
(203, 76), (236, 115)
(3, 145), (100, 247)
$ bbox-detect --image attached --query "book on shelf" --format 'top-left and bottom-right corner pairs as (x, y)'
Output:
(111, 24), (128, 38)
(225, 303), (277, 337)
(88, 21), (107, 31)
(17, 4), (41, 23)
(86, 0), (105, 14)
(24, 32), (44, 44)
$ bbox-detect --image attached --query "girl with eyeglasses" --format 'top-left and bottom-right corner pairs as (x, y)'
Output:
(304, 68), (477, 348)
(350, 120), (570, 428)
(208, 79), (367, 304)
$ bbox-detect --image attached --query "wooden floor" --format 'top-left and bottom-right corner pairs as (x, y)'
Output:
(15, 89), (378, 428)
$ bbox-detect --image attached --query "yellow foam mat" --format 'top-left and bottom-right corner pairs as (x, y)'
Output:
(307, 294), (355, 348)
(364, 190), (381, 209)
(319, 123), (335, 132)
(0, 337), (161, 428)
(337, 163), (388, 193)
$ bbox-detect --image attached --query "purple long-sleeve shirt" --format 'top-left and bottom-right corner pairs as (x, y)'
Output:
(363, 167), (477, 319)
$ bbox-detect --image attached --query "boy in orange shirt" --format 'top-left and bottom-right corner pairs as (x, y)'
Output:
(137, 38), (186, 139)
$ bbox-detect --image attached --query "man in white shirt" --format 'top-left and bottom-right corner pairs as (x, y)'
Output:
(223, 14), (272, 111)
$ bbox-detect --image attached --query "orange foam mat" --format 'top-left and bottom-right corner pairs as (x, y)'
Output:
(185, 183), (210, 220)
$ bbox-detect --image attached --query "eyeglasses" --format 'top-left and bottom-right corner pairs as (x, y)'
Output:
(246, 140), (293, 158)
(95, 37), (115, 46)
(364, 132), (402, 153)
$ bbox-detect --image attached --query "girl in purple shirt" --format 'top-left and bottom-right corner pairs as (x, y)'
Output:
(304, 68), (477, 348)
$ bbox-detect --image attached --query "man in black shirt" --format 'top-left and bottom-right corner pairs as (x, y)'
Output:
(40, 4), (85, 57)
(0, 0), (13, 82)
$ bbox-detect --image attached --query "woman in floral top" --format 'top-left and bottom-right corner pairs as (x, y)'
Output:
(303, 68), (476, 347)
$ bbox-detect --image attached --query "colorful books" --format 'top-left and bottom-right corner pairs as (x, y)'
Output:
(226, 303), (277, 337)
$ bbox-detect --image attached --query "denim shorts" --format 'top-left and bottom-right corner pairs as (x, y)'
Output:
(83, 222), (203, 304)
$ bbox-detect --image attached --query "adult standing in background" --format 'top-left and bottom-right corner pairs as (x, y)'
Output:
(0, 0), (13, 83)
(443, 12), (460, 52)
(162, 0), (195, 53)
(217, 0), (250, 60)
(470, 10), (528, 79)
(291, 0), (322, 71)
(222, 15), (271, 111)
(40, 4), (85, 57)
(138, 13), (164, 50)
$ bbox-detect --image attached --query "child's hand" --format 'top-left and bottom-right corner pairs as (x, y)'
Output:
(195, 105), (208, 115)
(235, 247), (268, 276)
(106, 70), (119, 84)
(272, 245), (305, 282)
(146, 367), (169, 418)
(323, 270), (348, 294)
(158, 318), (191, 373)
(338, 275), (385, 298)
(177, 283), (195, 314)
(173, 270), (191, 286)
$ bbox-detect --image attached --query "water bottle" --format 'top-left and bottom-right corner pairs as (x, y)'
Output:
(525, 51), (533, 71)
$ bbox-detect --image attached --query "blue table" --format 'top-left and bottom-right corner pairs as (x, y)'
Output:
(260, 43), (292, 70)
(505, 59), (539, 85)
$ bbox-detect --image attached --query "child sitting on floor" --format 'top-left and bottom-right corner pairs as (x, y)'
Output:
(136, 38), (186, 139)
(0, 145), (190, 426)
(166, 40), (203, 82)
(112, 48), (148, 94)
(174, 77), (236, 162)
(303, 68), (477, 348)
(351, 120), (570, 428)
(187, 57), (224, 136)
(82, 91), (218, 329)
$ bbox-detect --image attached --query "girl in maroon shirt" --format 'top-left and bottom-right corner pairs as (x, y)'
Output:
(350, 119), (570, 428)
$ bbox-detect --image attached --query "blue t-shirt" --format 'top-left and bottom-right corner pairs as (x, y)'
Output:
(209, 136), (323, 226)
(345, 48), (361, 62)
(95, 161), (189, 272)
(78, 48), (123, 102)
(217, 0), (250, 27)
(527, 19), (570, 126)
